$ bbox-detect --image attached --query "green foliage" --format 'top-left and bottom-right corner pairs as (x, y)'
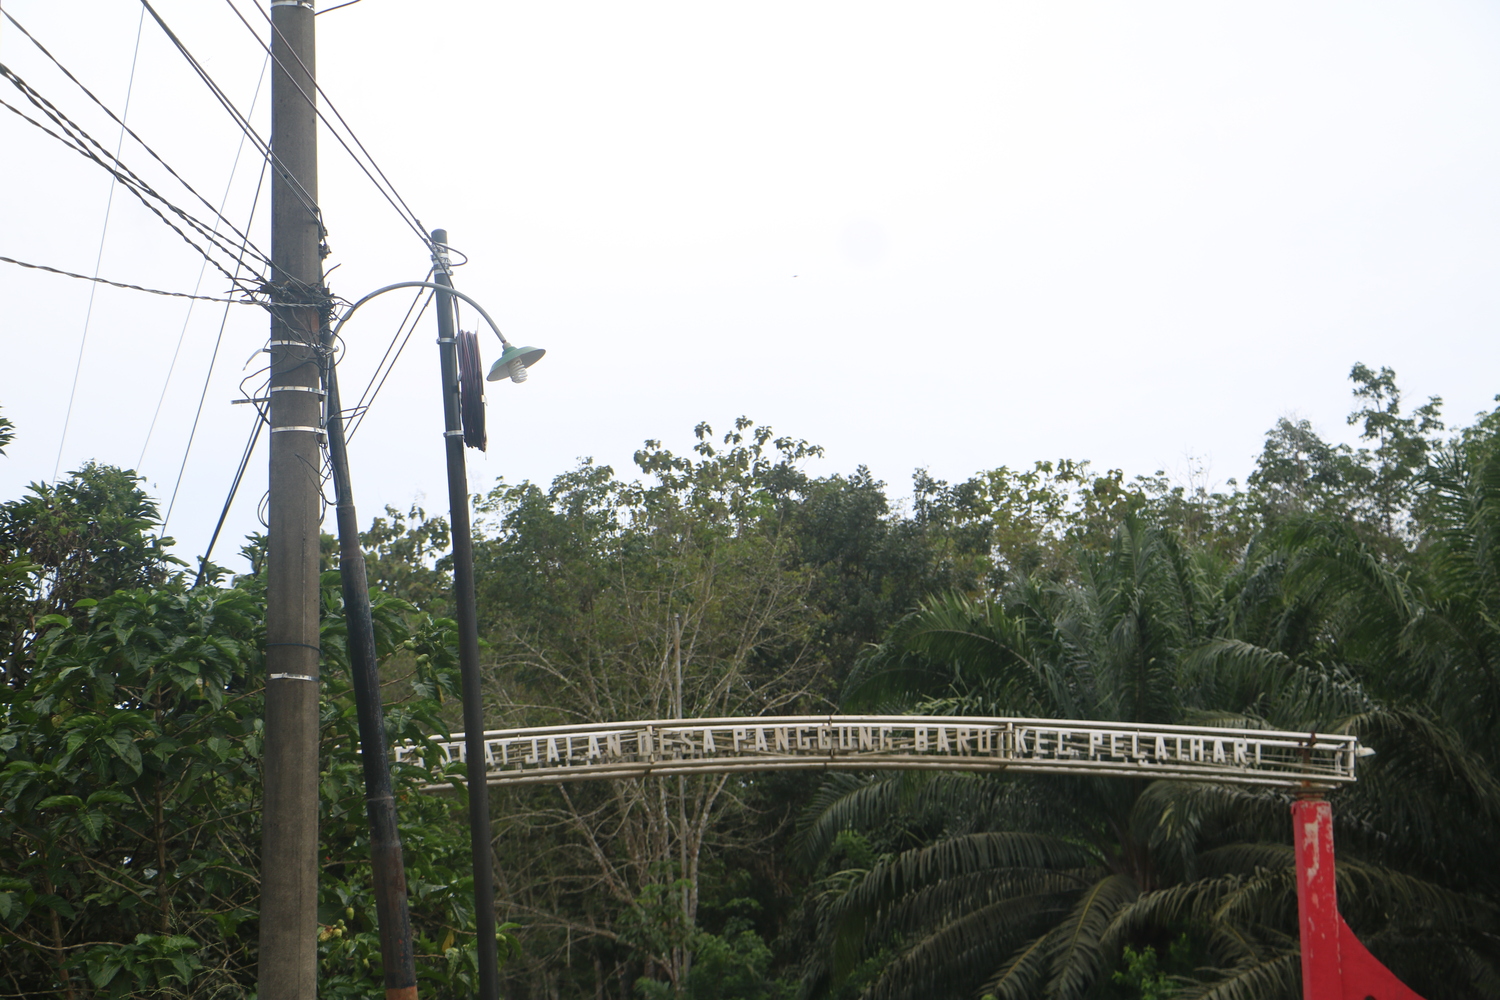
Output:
(797, 366), (1500, 1000)
(0, 462), (182, 687)
(0, 404), (14, 456)
(0, 568), (510, 998)
(8, 363), (1500, 1000)
(1109, 936), (1191, 1000)
(358, 504), (452, 613)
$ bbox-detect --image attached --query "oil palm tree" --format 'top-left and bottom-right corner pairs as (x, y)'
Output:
(796, 517), (1500, 1000)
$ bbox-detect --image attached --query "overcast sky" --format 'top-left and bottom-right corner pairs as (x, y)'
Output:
(3, 1), (1498, 571)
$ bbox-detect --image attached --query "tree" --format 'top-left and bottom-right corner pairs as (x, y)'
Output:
(0, 462), (180, 688)
(797, 519), (1215, 1000)
(0, 569), (516, 998)
(1243, 364), (1445, 551)
(796, 515), (1500, 1000)
(473, 420), (825, 1000)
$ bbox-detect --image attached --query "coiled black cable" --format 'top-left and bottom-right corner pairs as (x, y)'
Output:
(456, 328), (487, 452)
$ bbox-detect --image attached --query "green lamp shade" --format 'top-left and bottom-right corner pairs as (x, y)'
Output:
(486, 345), (546, 383)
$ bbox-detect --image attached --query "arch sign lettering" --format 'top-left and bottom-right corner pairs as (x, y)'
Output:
(395, 714), (1362, 790)
(399, 715), (1420, 999)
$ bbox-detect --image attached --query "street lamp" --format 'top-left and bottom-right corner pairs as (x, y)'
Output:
(321, 235), (542, 1000)
(489, 343), (546, 383)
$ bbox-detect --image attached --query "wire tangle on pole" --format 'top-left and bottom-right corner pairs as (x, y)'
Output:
(159, 142), (275, 532)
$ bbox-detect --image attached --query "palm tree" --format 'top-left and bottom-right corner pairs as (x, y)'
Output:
(796, 517), (1500, 1000)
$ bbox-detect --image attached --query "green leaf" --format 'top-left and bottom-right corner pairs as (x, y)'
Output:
(85, 789), (132, 806)
(37, 794), (83, 811)
(88, 958), (122, 989)
(79, 810), (106, 842)
(103, 729), (144, 776)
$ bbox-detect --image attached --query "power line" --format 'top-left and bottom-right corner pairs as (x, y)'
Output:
(51, 7), (144, 483)
(345, 280), (434, 442)
(1, 8), (273, 272)
(136, 0), (325, 242)
(139, 54), (271, 471)
(191, 411), (265, 588)
(0, 255), (258, 304)
(163, 154), (273, 533)
(0, 72), (269, 294)
(219, 0), (434, 251)
(0, 61), (269, 276)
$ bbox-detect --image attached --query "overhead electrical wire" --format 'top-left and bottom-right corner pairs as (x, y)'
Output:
(162, 158), (272, 535)
(345, 281), (434, 442)
(0, 70), (269, 295)
(141, 53), (272, 471)
(8, 1), (453, 570)
(0, 255), (257, 304)
(50, 7), (144, 482)
(136, 0), (325, 241)
(191, 416), (265, 588)
(1, 8), (274, 273)
(219, 0), (435, 252)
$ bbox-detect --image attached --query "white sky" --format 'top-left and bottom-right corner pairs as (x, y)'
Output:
(2, 1), (1498, 571)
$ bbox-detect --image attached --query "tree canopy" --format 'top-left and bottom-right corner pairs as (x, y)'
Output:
(3, 364), (1499, 999)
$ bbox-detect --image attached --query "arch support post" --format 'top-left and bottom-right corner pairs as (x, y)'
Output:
(1292, 797), (1424, 1000)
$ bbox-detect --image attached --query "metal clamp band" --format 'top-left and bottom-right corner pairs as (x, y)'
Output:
(270, 425), (323, 434)
(269, 673), (318, 682)
(444, 429), (465, 437)
(270, 1), (314, 8)
(266, 340), (315, 348)
(269, 385), (326, 395)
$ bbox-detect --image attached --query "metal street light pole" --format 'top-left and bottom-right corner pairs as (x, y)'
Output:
(430, 229), (500, 1000)
(323, 266), (543, 1000)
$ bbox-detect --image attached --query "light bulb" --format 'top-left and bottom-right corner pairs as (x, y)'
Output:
(507, 358), (529, 383)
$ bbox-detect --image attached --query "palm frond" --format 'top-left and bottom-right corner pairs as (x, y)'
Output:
(1044, 873), (1140, 1000)
(1177, 952), (1301, 1000)
(793, 771), (921, 864)
(979, 928), (1051, 1000)
(866, 893), (1074, 1000)
(827, 832), (1099, 924)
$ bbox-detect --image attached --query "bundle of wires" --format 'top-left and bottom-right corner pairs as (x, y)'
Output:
(456, 328), (487, 452)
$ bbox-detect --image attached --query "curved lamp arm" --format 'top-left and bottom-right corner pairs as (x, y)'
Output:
(325, 280), (510, 348)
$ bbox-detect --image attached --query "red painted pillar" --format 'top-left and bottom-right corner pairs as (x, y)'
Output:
(1293, 798), (1342, 999)
(1292, 796), (1425, 1000)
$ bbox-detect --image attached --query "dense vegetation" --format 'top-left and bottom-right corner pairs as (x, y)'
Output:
(3, 363), (1499, 998)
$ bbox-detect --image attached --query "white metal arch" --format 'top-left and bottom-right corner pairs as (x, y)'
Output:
(399, 715), (1363, 790)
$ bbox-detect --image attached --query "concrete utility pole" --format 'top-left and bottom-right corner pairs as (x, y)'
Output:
(260, 1), (324, 997)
